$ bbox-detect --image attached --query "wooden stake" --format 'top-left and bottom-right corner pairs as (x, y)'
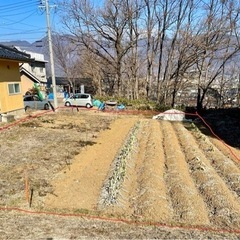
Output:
(25, 171), (29, 205)
(29, 188), (34, 208)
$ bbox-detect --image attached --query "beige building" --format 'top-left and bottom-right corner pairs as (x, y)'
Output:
(0, 44), (32, 115)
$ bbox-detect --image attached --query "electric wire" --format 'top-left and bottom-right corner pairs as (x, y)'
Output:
(0, 1), (39, 11)
(0, 29), (46, 36)
(0, 0), (58, 42)
(0, 9), (38, 18)
(0, 3), (39, 14)
(1, 10), (40, 26)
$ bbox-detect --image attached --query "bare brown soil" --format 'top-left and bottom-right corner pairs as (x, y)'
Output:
(0, 108), (239, 239)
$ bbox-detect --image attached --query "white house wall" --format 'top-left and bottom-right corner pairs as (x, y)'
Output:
(16, 47), (47, 83)
(21, 61), (47, 83)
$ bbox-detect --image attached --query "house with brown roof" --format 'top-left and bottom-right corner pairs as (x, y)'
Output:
(0, 44), (33, 117)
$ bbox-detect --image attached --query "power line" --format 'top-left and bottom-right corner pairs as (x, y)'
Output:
(0, 0), (59, 44)
(1, 11), (39, 26)
(0, 29), (46, 36)
(0, 2), (39, 13)
(0, 19), (45, 29)
(0, 23), (46, 30)
(0, 9), (38, 18)
(0, 1), (39, 10)
(0, 0), (37, 8)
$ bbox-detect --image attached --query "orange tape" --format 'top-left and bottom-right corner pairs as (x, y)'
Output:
(25, 173), (29, 204)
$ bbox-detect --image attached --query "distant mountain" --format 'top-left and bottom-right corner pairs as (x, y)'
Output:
(0, 37), (64, 77)
(0, 40), (31, 48)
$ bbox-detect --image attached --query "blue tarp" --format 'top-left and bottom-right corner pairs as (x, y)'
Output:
(117, 104), (125, 110)
(48, 93), (54, 99)
(93, 99), (102, 107)
(98, 102), (105, 110)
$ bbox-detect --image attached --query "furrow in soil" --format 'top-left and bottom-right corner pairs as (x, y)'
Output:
(160, 120), (210, 225)
(173, 122), (240, 229)
(183, 122), (240, 201)
(129, 119), (174, 222)
(102, 119), (174, 223)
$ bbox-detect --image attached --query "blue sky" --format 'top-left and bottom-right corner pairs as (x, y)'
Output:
(0, 0), (61, 43)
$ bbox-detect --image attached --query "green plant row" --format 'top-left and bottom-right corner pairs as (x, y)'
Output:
(99, 121), (140, 206)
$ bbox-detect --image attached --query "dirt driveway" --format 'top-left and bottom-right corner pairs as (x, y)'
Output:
(0, 108), (239, 239)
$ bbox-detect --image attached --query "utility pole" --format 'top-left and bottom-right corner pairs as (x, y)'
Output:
(40, 0), (58, 109)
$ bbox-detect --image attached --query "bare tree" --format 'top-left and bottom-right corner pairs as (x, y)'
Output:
(123, 0), (143, 99)
(141, 0), (158, 99)
(77, 47), (104, 95)
(56, 0), (240, 107)
(52, 34), (82, 93)
(155, 0), (195, 107)
(155, 0), (175, 102)
(59, 0), (136, 96)
(193, 0), (240, 110)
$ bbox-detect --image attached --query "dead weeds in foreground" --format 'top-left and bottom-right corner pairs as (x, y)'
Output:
(0, 110), (115, 208)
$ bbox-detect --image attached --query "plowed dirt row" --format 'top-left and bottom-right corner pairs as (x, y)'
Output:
(45, 118), (240, 231)
(173, 122), (240, 228)
(161, 121), (209, 225)
(45, 117), (138, 210)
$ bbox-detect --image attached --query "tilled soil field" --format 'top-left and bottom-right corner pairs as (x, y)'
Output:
(0, 108), (239, 239)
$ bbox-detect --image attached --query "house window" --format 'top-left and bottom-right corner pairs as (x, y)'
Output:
(8, 83), (20, 95)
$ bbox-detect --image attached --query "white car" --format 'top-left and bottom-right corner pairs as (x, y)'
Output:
(64, 93), (93, 108)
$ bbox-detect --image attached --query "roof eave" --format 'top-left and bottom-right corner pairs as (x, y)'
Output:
(0, 57), (34, 63)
